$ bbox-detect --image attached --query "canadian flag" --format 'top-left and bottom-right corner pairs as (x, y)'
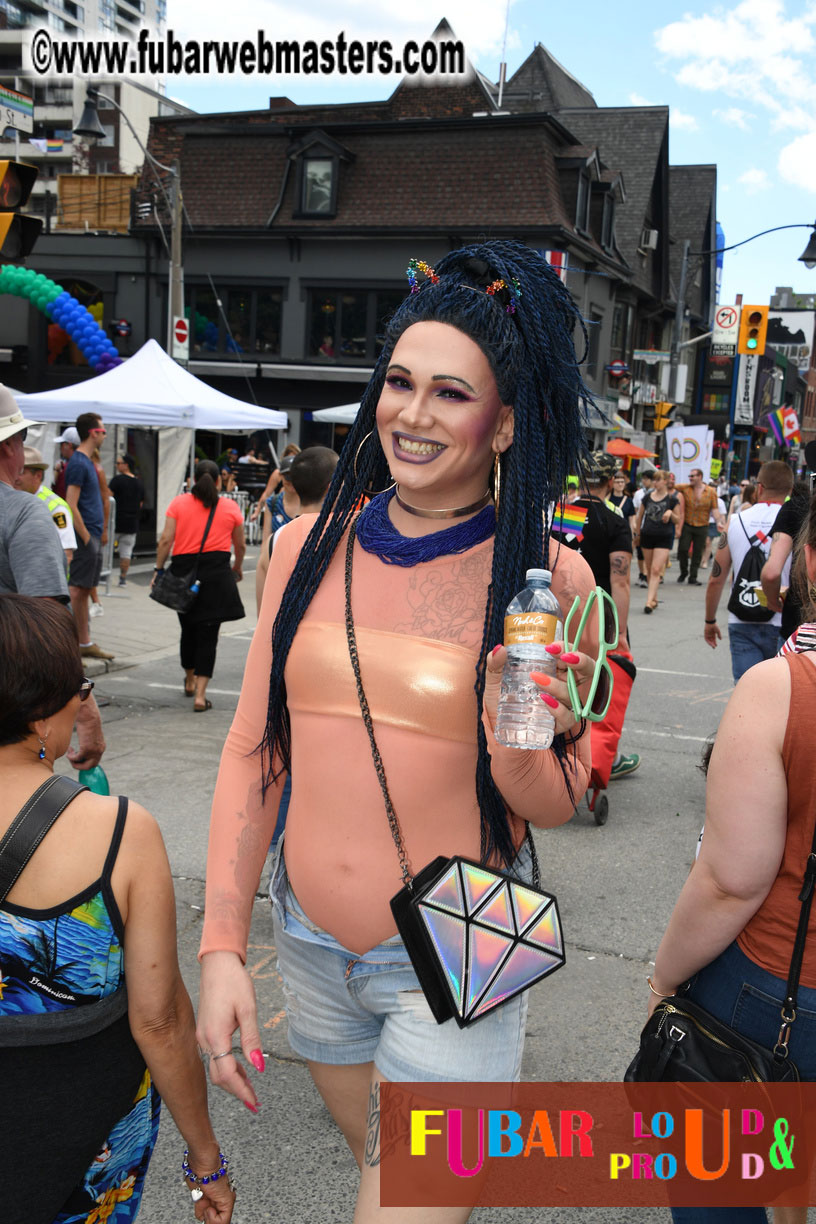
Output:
(781, 406), (801, 445)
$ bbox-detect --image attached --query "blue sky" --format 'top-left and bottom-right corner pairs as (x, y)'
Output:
(165, 0), (816, 308)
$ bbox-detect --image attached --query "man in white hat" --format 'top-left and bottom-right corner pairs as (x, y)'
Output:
(53, 425), (79, 498)
(16, 445), (77, 563)
(0, 384), (105, 769)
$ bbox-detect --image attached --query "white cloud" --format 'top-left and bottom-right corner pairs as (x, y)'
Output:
(671, 108), (699, 131)
(778, 131), (816, 193)
(737, 168), (771, 193)
(163, 0), (507, 74)
(654, 0), (816, 183)
(629, 91), (655, 106)
(713, 106), (754, 129)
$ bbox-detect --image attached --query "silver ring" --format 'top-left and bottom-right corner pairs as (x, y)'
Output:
(212, 1050), (234, 1060)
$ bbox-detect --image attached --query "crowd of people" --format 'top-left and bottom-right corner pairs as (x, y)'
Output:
(1, 237), (815, 1224)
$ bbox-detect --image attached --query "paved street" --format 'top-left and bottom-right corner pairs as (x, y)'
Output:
(57, 554), (788, 1222)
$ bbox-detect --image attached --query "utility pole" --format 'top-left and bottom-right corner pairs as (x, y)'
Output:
(166, 161), (184, 361)
(668, 239), (690, 405)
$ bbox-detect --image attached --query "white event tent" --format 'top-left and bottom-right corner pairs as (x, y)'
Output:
(15, 339), (288, 530)
(312, 403), (360, 425)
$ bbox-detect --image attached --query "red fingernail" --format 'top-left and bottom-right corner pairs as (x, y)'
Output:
(245, 1101), (259, 1114)
(541, 694), (559, 709)
(544, 643), (562, 655)
(250, 1049), (265, 1072)
(491, 644), (502, 656)
(529, 672), (550, 685)
(560, 652), (580, 664)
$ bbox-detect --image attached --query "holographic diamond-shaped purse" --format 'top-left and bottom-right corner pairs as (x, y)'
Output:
(344, 522), (565, 1028)
(391, 853), (565, 1027)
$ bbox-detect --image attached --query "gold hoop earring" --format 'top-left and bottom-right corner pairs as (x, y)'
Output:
(353, 429), (395, 492)
(353, 431), (373, 482)
(493, 452), (502, 517)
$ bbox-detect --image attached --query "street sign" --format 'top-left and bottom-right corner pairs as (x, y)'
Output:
(0, 85), (33, 137)
(712, 304), (739, 357)
(172, 316), (189, 361)
(633, 349), (670, 363)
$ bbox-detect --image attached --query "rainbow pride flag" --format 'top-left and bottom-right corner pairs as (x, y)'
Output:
(47, 138), (64, 152)
(768, 409), (785, 445)
(551, 504), (588, 541)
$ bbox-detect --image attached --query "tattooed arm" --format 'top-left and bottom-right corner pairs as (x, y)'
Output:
(761, 532), (794, 615)
(609, 549), (631, 653)
(703, 532), (733, 649)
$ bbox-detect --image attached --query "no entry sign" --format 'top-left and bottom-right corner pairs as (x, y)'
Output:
(172, 316), (189, 360)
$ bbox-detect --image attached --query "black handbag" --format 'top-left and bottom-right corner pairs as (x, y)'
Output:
(625, 813), (816, 1084)
(150, 502), (218, 612)
(344, 521), (566, 1029)
(0, 776), (147, 1224)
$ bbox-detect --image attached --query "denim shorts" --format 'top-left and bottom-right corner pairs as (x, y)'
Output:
(269, 839), (532, 1082)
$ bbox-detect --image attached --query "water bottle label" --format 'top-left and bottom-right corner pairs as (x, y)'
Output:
(504, 612), (560, 646)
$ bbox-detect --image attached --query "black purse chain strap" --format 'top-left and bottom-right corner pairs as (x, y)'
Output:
(343, 518), (541, 894)
(775, 809), (816, 1054)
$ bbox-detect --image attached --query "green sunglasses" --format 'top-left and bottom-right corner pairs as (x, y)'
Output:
(562, 587), (619, 722)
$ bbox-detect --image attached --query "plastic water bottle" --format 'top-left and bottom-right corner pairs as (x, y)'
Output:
(494, 569), (564, 750)
(78, 765), (110, 794)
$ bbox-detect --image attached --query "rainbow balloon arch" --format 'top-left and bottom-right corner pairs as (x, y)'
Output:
(0, 263), (123, 373)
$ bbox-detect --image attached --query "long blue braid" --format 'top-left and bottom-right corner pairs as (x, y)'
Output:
(260, 239), (593, 869)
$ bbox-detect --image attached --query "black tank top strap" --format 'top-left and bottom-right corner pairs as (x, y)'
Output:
(101, 796), (129, 886)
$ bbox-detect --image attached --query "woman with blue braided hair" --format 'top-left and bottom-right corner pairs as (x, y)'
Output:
(197, 240), (599, 1218)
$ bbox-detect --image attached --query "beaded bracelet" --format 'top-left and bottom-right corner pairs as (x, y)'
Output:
(182, 1149), (230, 1186)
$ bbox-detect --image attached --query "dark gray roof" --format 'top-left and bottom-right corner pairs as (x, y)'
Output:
(557, 106), (669, 294)
(669, 165), (717, 320)
(502, 44), (596, 111)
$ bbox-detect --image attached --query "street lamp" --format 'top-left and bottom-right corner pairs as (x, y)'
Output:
(668, 220), (816, 403)
(74, 87), (184, 359)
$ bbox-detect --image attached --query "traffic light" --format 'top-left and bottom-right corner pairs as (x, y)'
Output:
(0, 160), (42, 260)
(653, 401), (673, 431)
(737, 305), (769, 356)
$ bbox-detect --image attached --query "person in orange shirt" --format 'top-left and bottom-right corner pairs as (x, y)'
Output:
(197, 243), (600, 1221)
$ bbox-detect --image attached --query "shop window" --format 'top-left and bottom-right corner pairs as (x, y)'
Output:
(308, 288), (404, 363)
(186, 286), (283, 357)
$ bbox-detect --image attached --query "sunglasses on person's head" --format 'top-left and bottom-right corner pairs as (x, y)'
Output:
(78, 677), (94, 702)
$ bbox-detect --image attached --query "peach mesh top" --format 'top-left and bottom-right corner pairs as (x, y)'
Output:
(201, 515), (593, 957)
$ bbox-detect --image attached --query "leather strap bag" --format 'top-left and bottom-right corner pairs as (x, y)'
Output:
(625, 813), (816, 1084)
(150, 501), (218, 613)
(344, 520), (566, 1028)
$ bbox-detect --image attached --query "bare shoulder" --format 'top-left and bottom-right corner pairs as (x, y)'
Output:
(722, 656), (791, 747)
(117, 798), (166, 857)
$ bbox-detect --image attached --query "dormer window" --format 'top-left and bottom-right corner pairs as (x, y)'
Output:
(290, 130), (354, 220)
(302, 157), (334, 215)
(575, 171), (591, 233)
(601, 195), (616, 250)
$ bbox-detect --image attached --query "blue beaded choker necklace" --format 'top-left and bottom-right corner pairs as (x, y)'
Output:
(355, 487), (496, 566)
